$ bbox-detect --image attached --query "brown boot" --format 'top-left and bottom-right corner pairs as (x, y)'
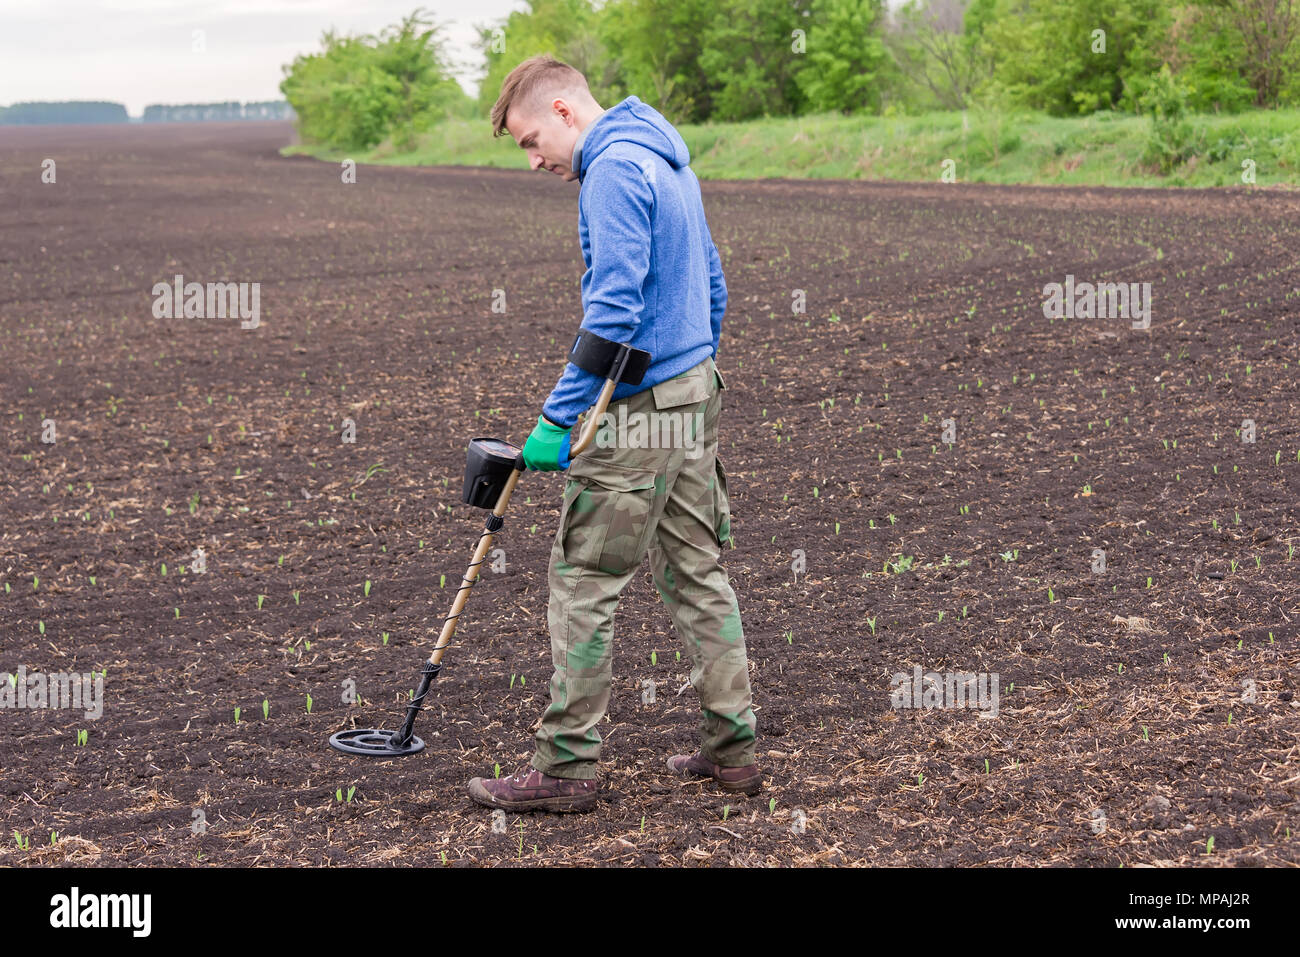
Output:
(666, 751), (763, 795)
(468, 763), (598, 813)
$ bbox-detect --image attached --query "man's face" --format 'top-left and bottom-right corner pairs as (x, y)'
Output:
(506, 96), (581, 182)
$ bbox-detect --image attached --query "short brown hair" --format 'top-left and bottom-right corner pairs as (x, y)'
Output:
(491, 54), (590, 138)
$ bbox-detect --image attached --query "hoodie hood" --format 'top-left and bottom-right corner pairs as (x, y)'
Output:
(575, 95), (690, 184)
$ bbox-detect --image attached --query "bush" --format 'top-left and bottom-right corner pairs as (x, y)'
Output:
(1139, 66), (1202, 173)
(280, 9), (469, 151)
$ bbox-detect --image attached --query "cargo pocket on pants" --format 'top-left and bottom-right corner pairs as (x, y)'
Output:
(711, 455), (732, 548)
(562, 458), (658, 574)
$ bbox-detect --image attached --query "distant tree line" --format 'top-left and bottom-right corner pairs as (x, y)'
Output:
(142, 101), (295, 122)
(0, 102), (129, 125)
(0, 100), (294, 125)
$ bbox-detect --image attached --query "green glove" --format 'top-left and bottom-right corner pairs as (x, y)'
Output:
(522, 414), (572, 471)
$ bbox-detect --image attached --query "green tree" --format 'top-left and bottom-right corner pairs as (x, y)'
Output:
(1188, 0), (1300, 107)
(280, 8), (467, 150)
(795, 0), (890, 114)
(1165, 3), (1256, 112)
(598, 0), (718, 122)
(698, 0), (810, 121)
(886, 0), (992, 110)
(976, 0), (1171, 114)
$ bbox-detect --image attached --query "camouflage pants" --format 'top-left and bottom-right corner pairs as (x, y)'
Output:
(530, 356), (757, 780)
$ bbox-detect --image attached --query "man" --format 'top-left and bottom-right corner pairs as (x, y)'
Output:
(468, 54), (759, 813)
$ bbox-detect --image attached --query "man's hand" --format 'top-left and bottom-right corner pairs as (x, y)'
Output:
(522, 414), (572, 471)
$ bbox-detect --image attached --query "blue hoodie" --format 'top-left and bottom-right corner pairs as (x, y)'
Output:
(540, 95), (727, 429)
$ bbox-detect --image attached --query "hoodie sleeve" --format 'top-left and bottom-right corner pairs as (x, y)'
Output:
(541, 157), (654, 429)
(704, 218), (726, 358)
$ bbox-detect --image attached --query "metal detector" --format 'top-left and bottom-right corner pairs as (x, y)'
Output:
(329, 331), (652, 757)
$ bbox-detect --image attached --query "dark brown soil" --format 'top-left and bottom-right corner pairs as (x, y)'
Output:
(0, 122), (1296, 866)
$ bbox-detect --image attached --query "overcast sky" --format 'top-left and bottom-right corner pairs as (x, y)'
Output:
(0, 0), (528, 115)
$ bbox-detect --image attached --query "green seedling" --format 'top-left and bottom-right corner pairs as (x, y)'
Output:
(305, 694), (313, 714)
(262, 699), (269, 719)
(234, 707), (241, 724)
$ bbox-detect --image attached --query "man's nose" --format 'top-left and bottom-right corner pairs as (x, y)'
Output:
(530, 153), (544, 171)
